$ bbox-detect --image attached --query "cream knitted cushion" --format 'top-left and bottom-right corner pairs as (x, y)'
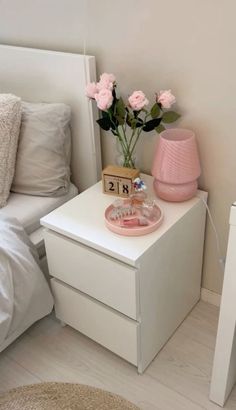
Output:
(0, 94), (22, 208)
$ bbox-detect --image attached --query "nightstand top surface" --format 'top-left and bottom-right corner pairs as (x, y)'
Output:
(41, 174), (207, 266)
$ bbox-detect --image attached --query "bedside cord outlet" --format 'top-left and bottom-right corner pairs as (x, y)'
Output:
(196, 195), (225, 272)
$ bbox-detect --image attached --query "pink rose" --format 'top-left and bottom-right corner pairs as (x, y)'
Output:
(97, 73), (116, 91)
(85, 82), (98, 99)
(95, 88), (113, 111)
(157, 90), (176, 109)
(128, 91), (149, 111)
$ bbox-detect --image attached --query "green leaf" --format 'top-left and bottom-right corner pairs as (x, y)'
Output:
(143, 118), (162, 132)
(129, 117), (144, 129)
(110, 115), (119, 130)
(162, 111), (181, 124)
(131, 118), (137, 129)
(102, 111), (110, 119)
(116, 115), (125, 125)
(126, 114), (132, 127)
(116, 98), (126, 118)
(133, 110), (140, 118)
(136, 118), (143, 128)
(151, 103), (161, 118)
(97, 117), (111, 131)
(112, 88), (117, 100)
(155, 124), (165, 133)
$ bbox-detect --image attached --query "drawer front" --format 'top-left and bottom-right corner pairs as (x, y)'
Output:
(44, 230), (138, 319)
(51, 278), (138, 366)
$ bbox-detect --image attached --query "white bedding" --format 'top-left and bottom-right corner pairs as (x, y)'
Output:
(2, 183), (78, 234)
(0, 215), (53, 346)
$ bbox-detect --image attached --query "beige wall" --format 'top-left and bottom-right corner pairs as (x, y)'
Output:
(1, 0), (236, 294)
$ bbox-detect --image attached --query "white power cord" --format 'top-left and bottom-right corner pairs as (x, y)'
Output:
(197, 195), (225, 272)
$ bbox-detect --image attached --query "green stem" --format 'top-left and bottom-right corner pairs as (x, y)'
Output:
(107, 111), (128, 157)
(121, 124), (129, 150)
(129, 127), (143, 157)
(125, 112), (149, 166)
(110, 110), (151, 168)
(116, 127), (135, 168)
(127, 127), (137, 152)
(116, 127), (128, 154)
(116, 123), (137, 167)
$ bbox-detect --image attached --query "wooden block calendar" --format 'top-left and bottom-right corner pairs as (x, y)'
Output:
(102, 165), (140, 197)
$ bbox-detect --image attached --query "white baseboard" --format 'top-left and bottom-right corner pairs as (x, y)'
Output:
(201, 288), (221, 307)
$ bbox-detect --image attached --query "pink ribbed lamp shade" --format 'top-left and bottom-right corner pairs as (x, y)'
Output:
(151, 129), (201, 202)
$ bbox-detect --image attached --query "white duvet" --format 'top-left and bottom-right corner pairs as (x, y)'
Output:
(0, 215), (53, 345)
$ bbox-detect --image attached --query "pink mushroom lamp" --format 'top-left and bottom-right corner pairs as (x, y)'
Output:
(151, 128), (201, 202)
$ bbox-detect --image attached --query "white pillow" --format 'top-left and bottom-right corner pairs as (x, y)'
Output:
(0, 94), (22, 208)
(11, 101), (72, 197)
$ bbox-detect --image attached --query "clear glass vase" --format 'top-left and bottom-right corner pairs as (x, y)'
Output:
(115, 139), (137, 169)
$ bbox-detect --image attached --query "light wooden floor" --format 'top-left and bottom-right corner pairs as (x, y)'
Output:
(0, 301), (236, 410)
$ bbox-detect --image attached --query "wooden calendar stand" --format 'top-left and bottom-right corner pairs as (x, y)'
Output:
(102, 165), (140, 198)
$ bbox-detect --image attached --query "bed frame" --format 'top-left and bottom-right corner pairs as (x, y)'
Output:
(0, 45), (102, 352)
(0, 44), (102, 192)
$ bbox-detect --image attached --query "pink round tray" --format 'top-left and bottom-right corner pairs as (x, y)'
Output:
(105, 203), (164, 236)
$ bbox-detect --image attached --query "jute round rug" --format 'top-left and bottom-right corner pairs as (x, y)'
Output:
(0, 382), (140, 410)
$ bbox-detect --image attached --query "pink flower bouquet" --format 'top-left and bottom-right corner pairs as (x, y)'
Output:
(86, 73), (180, 168)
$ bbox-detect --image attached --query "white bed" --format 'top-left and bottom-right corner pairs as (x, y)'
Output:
(0, 45), (102, 351)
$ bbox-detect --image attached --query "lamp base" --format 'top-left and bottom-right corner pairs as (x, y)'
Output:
(153, 179), (198, 202)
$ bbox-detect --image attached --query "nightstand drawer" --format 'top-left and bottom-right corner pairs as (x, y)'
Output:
(44, 230), (138, 319)
(51, 278), (139, 366)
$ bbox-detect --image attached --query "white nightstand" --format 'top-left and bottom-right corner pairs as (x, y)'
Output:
(41, 174), (207, 373)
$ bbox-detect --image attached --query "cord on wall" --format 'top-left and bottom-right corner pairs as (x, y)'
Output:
(197, 195), (225, 272)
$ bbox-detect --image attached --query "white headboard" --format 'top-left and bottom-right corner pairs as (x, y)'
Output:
(0, 44), (102, 192)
